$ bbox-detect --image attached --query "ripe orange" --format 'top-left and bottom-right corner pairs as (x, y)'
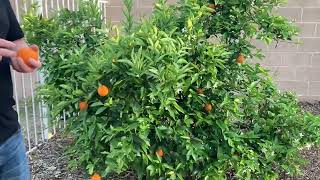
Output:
(79, 101), (88, 111)
(236, 54), (246, 64)
(208, 4), (216, 10)
(97, 85), (109, 97)
(156, 148), (164, 157)
(197, 88), (204, 95)
(17, 47), (39, 67)
(91, 173), (101, 180)
(204, 103), (213, 112)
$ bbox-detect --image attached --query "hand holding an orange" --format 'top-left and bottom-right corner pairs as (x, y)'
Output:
(17, 46), (39, 67)
(11, 44), (41, 73)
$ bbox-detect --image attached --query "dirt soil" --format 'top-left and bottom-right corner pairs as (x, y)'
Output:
(29, 102), (320, 180)
(28, 134), (87, 180)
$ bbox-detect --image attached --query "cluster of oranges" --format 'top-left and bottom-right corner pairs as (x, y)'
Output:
(197, 88), (214, 113)
(79, 85), (110, 111)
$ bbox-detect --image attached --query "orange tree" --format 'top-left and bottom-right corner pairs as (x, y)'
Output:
(25, 0), (320, 179)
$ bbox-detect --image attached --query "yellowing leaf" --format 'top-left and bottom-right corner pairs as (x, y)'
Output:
(187, 18), (193, 30)
(48, 132), (54, 140)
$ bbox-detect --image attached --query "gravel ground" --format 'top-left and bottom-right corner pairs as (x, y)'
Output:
(285, 102), (320, 180)
(28, 133), (135, 180)
(28, 133), (87, 180)
(28, 102), (320, 180)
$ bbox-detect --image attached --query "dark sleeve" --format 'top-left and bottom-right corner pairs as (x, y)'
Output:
(6, 1), (24, 41)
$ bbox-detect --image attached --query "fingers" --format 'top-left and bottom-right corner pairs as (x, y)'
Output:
(27, 58), (42, 69)
(11, 57), (42, 73)
(0, 39), (16, 49)
(10, 57), (23, 72)
(0, 48), (17, 58)
(29, 44), (39, 52)
(0, 39), (17, 58)
(16, 58), (34, 73)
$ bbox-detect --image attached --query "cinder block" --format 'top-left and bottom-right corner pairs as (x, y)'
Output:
(277, 8), (302, 22)
(298, 38), (320, 52)
(299, 96), (320, 101)
(278, 81), (309, 96)
(295, 67), (308, 81)
(282, 52), (312, 66)
(136, 7), (154, 19)
(266, 67), (296, 81)
(309, 81), (320, 95)
(252, 39), (268, 50)
(305, 67), (320, 81)
(138, 0), (156, 8)
(263, 53), (283, 66)
(286, 0), (320, 7)
(296, 23), (317, 37)
(302, 8), (320, 22)
(106, 6), (124, 22)
(315, 24), (320, 37)
(268, 41), (298, 52)
(108, 0), (123, 6)
(312, 53), (320, 66)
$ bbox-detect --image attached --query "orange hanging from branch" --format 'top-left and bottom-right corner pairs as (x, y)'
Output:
(91, 173), (101, 180)
(236, 54), (246, 64)
(79, 101), (88, 111)
(97, 85), (110, 97)
(197, 88), (205, 95)
(204, 103), (213, 112)
(156, 148), (164, 157)
(208, 4), (216, 11)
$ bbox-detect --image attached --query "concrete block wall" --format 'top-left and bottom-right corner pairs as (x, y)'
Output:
(261, 0), (320, 100)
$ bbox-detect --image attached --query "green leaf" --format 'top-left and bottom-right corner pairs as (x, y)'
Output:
(86, 164), (94, 175)
(96, 107), (107, 115)
(172, 101), (185, 113)
(88, 124), (95, 138)
(91, 101), (104, 107)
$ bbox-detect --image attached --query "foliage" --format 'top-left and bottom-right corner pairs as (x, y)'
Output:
(22, 0), (106, 86)
(23, 0), (320, 179)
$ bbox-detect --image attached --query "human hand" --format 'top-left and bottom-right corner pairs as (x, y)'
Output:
(11, 45), (42, 73)
(0, 39), (16, 60)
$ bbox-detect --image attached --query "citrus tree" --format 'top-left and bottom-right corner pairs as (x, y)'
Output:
(24, 0), (320, 179)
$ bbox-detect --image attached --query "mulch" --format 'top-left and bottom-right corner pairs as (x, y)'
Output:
(28, 102), (320, 180)
(28, 134), (87, 180)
